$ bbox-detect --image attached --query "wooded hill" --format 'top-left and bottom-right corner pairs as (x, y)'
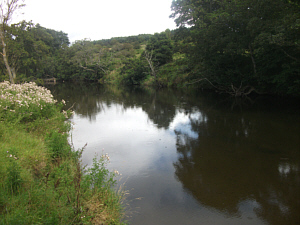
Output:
(1, 0), (299, 97)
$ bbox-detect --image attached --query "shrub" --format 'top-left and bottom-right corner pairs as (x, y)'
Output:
(120, 59), (149, 85)
(0, 81), (69, 123)
(83, 153), (116, 192)
(46, 130), (71, 159)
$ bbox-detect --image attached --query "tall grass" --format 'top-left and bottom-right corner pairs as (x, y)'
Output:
(0, 82), (126, 224)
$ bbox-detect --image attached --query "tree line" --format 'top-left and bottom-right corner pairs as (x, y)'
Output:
(170, 0), (300, 96)
(0, 0), (299, 96)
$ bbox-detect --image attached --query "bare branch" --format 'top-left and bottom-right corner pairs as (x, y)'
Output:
(186, 78), (263, 97)
(186, 77), (220, 90)
(144, 50), (157, 84)
(280, 48), (299, 62)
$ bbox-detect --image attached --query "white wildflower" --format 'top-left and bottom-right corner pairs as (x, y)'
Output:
(62, 110), (68, 118)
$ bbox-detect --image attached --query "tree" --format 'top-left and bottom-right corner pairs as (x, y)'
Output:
(5, 21), (32, 79)
(2, 22), (71, 80)
(170, 0), (300, 96)
(70, 39), (113, 81)
(145, 32), (173, 66)
(144, 50), (158, 85)
(0, 0), (25, 83)
(143, 32), (174, 86)
(120, 58), (148, 85)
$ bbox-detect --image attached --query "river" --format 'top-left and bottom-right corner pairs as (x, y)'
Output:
(47, 82), (300, 225)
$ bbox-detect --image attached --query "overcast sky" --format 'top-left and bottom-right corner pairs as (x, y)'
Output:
(14, 0), (177, 43)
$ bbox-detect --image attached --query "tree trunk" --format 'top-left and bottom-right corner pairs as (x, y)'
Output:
(0, 0), (25, 84)
(249, 43), (257, 77)
(144, 50), (158, 86)
(0, 31), (14, 83)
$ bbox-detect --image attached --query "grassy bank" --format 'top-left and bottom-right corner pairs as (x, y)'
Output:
(0, 81), (125, 224)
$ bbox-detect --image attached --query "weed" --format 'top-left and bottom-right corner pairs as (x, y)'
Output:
(46, 130), (71, 159)
(6, 160), (22, 195)
(83, 154), (116, 192)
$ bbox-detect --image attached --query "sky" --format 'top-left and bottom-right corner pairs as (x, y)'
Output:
(14, 0), (177, 43)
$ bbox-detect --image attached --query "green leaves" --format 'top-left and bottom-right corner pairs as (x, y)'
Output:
(82, 153), (116, 193)
(120, 58), (148, 85)
(170, 0), (300, 96)
(145, 32), (173, 66)
(46, 130), (70, 159)
(6, 159), (22, 194)
(2, 21), (71, 81)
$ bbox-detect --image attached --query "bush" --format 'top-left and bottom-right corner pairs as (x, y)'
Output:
(46, 130), (71, 159)
(0, 81), (69, 123)
(120, 58), (149, 85)
(83, 153), (116, 192)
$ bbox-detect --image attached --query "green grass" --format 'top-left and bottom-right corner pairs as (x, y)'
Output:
(0, 82), (126, 225)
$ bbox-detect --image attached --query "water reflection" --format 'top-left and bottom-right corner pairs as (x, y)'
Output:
(47, 83), (300, 225)
(278, 162), (299, 177)
(169, 110), (200, 139)
(171, 97), (300, 224)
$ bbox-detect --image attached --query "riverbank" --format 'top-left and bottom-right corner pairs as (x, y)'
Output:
(0, 82), (125, 224)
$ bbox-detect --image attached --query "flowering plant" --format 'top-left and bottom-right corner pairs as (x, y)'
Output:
(0, 81), (70, 123)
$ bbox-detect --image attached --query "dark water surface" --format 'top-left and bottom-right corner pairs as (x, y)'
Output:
(48, 83), (300, 225)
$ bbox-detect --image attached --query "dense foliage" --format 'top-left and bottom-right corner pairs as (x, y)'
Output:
(0, 0), (299, 96)
(170, 0), (300, 96)
(145, 32), (173, 66)
(1, 21), (70, 81)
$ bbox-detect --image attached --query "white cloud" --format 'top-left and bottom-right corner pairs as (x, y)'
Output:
(70, 104), (177, 176)
(14, 0), (177, 43)
(169, 111), (199, 139)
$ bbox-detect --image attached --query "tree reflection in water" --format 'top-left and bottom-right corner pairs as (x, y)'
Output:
(48, 83), (300, 225)
(171, 97), (300, 225)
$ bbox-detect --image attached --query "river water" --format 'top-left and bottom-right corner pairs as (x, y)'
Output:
(47, 83), (300, 225)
